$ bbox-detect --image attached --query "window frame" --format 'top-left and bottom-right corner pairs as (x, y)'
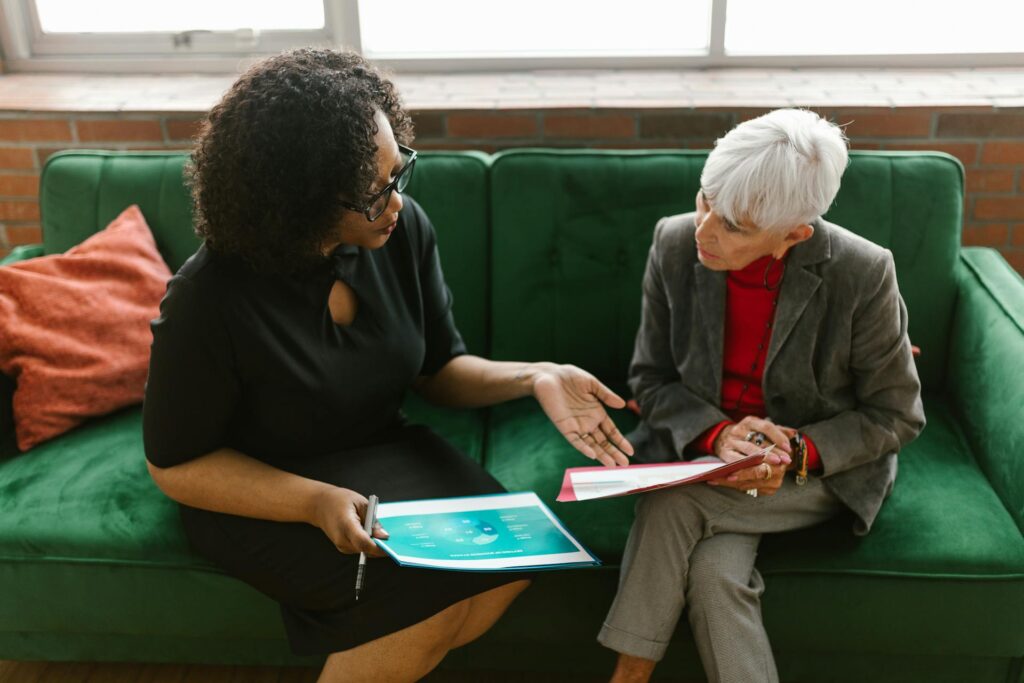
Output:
(1, 0), (1023, 73)
(0, 0), (358, 73)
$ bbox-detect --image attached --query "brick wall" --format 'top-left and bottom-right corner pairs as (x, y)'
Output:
(0, 107), (1021, 274)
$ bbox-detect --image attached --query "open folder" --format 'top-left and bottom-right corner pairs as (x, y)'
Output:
(374, 491), (600, 571)
(557, 452), (769, 502)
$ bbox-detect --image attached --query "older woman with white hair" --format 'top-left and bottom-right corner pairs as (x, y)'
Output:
(598, 109), (925, 683)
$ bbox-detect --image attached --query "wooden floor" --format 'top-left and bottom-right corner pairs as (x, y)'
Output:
(0, 661), (625, 683)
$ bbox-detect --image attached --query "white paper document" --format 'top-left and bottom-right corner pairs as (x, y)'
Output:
(557, 453), (769, 502)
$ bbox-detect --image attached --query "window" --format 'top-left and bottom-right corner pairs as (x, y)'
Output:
(33, 0), (324, 34)
(0, 0), (1021, 73)
(725, 0), (1024, 56)
(359, 1), (710, 59)
(0, 0), (345, 72)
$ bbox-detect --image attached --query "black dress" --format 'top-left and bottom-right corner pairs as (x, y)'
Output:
(143, 198), (518, 656)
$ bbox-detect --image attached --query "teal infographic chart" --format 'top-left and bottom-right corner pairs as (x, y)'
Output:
(383, 506), (577, 561)
(374, 492), (599, 571)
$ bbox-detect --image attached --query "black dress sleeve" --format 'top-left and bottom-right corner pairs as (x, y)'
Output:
(143, 273), (240, 467)
(408, 200), (467, 376)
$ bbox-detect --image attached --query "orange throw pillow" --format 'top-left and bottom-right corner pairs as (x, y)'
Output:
(0, 205), (173, 451)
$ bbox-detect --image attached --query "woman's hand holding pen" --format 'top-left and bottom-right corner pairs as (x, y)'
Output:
(531, 362), (635, 467)
(708, 417), (793, 496)
(311, 486), (388, 556)
(713, 416), (793, 466)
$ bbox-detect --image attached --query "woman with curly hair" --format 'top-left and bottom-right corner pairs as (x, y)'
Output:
(142, 48), (632, 682)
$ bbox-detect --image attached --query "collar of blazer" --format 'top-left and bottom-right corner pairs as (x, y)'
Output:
(693, 218), (833, 387)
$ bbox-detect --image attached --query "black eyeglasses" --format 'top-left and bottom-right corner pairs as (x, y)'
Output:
(341, 144), (417, 222)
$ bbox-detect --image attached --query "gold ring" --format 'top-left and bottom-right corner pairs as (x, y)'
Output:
(760, 463), (773, 480)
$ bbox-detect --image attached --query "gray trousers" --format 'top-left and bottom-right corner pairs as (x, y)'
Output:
(598, 476), (843, 683)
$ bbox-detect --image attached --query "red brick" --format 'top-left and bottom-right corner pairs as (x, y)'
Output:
(937, 112), (1024, 138)
(0, 119), (72, 142)
(0, 201), (40, 221)
(6, 224), (42, 245)
(593, 141), (681, 150)
(1003, 249), (1024, 276)
(447, 114), (538, 139)
(732, 109), (776, 123)
(76, 119), (163, 142)
(164, 118), (204, 142)
(981, 141), (1024, 165)
(974, 196), (1024, 221)
(1012, 224), (1024, 247)
(639, 113), (734, 139)
(682, 140), (720, 150)
(0, 174), (39, 197)
(544, 114), (635, 139)
(35, 147), (65, 167)
(966, 169), (1016, 193)
(410, 112), (445, 139)
(834, 112), (932, 139)
(0, 147), (36, 169)
(886, 142), (978, 166)
(415, 141), (498, 153)
(962, 223), (1008, 247)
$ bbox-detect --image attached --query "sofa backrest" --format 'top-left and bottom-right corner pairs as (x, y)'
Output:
(40, 152), (198, 271)
(38, 150), (491, 356)
(488, 150), (963, 393)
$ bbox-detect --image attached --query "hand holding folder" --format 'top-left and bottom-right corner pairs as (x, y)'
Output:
(557, 450), (772, 502)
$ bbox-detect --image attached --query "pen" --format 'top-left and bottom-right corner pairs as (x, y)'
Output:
(354, 494), (378, 602)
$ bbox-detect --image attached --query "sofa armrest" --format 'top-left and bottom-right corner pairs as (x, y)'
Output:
(0, 243), (43, 456)
(0, 243), (45, 267)
(947, 247), (1024, 533)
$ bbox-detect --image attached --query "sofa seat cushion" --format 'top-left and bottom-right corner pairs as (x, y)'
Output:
(0, 407), (189, 565)
(0, 399), (488, 659)
(0, 408), (295, 653)
(485, 396), (1024, 657)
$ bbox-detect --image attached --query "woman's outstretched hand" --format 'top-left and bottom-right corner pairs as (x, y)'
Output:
(531, 362), (634, 467)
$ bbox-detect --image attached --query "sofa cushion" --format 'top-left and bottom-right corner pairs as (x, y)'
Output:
(0, 395), (484, 664)
(404, 151), (491, 356)
(0, 408), (300, 660)
(485, 396), (1024, 657)
(0, 205), (172, 450)
(488, 150), (962, 392)
(40, 152), (199, 272)
(0, 246), (45, 458)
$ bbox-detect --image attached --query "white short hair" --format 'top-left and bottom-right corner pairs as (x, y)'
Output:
(700, 109), (849, 233)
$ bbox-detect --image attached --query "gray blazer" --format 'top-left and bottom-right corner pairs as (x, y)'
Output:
(629, 213), (925, 534)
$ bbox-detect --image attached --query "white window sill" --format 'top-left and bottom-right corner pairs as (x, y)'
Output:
(0, 67), (1022, 113)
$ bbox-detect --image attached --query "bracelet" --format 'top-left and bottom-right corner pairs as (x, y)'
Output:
(791, 432), (809, 486)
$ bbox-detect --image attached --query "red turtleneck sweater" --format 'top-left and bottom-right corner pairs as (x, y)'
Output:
(691, 254), (821, 470)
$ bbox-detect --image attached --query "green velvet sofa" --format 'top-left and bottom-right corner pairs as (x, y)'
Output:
(1, 149), (1022, 683)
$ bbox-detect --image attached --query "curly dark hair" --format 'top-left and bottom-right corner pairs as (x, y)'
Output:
(189, 48), (414, 274)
